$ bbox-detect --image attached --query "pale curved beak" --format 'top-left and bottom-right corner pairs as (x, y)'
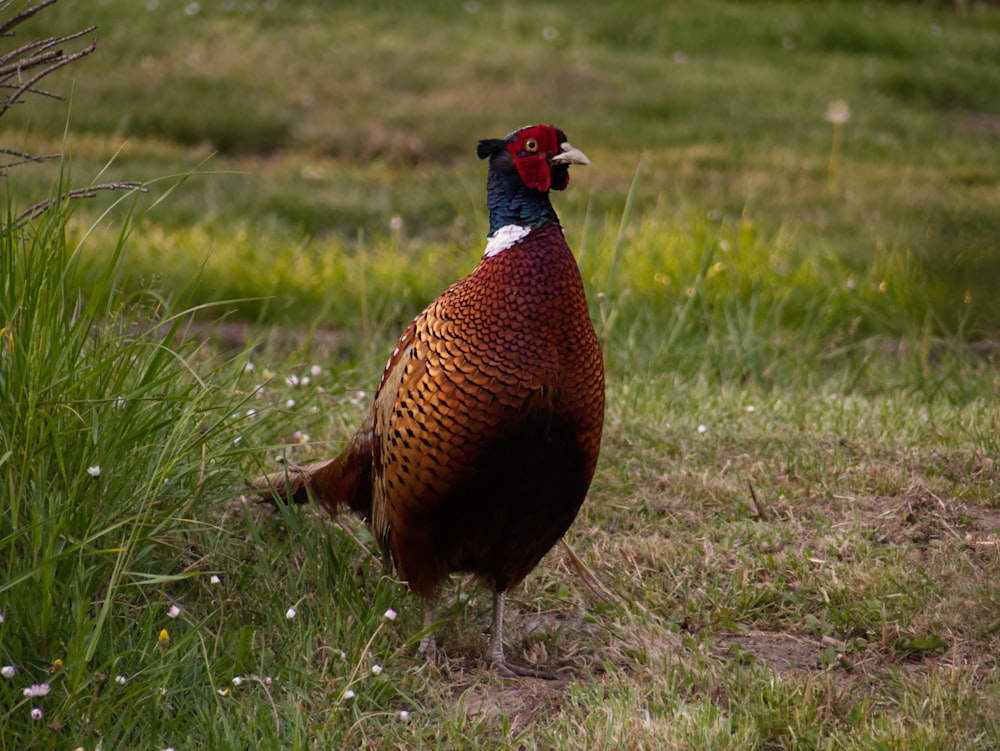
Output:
(551, 141), (591, 166)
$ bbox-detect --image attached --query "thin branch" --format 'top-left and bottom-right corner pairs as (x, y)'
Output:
(0, 47), (65, 78)
(0, 0), (59, 38)
(0, 147), (59, 174)
(14, 182), (146, 226)
(0, 0), (141, 228)
(0, 27), (97, 118)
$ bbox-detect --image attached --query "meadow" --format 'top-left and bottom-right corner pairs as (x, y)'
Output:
(1, 1), (999, 748)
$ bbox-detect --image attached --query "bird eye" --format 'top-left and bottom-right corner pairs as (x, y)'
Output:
(523, 138), (539, 153)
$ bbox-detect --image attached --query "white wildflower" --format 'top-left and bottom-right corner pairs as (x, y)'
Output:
(232, 675), (244, 686)
(285, 374), (300, 387)
(167, 605), (181, 619)
(210, 575), (222, 585)
(697, 424), (707, 434)
(825, 99), (851, 125)
(371, 664), (383, 676)
(285, 607), (297, 620)
(87, 466), (102, 478)
(23, 683), (51, 698)
(31, 707), (43, 720)
(310, 364), (322, 377)
(383, 608), (398, 621)
(342, 689), (356, 700)
(1, 665), (15, 679)
(399, 709), (411, 721)
(116, 675), (128, 685)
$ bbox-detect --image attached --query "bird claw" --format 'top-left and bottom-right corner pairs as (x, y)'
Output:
(484, 655), (557, 680)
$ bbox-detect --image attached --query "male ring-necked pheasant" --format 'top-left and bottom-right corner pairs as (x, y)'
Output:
(255, 124), (605, 677)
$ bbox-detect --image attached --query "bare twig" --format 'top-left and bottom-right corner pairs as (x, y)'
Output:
(0, 0), (59, 37)
(748, 480), (767, 520)
(1, 0), (104, 200)
(0, 26), (98, 119)
(0, 146), (59, 171)
(559, 538), (616, 604)
(14, 182), (145, 226)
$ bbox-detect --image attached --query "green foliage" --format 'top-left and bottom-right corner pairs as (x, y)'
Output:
(5, 0), (1000, 336)
(0, 192), (413, 748)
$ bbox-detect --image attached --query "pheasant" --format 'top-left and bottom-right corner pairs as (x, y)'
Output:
(255, 124), (605, 677)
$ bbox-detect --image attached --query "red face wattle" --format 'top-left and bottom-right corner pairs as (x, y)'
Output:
(504, 125), (570, 193)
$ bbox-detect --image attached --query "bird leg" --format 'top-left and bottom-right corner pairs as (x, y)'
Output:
(484, 590), (557, 679)
(416, 599), (437, 662)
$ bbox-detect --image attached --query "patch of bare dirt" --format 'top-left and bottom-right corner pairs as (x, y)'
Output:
(447, 672), (570, 737)
(865, 482), (1000, 556)
(721, 629), (828, 674)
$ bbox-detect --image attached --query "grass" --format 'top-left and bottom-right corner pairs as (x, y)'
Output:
(1, 0), (1000, 748)
(5, 0), (1000, 335)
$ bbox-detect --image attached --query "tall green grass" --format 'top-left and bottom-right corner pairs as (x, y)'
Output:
(0, 187), (416, 748)
(67, 188), (986, 401)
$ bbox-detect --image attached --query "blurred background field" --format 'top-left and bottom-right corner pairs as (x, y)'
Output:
(5, 0), (1000, 345)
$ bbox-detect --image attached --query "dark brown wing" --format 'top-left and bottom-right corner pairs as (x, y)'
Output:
(369, 221), (604, 595)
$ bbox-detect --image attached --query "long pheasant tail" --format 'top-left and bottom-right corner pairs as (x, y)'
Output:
(252, 431), (373, 520)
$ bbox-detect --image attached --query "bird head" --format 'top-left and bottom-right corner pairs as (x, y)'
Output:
(477, 124), (590, 193)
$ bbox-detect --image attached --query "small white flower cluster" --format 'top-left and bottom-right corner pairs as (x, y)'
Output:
(0, 642), (59, 717)
(0, 594), (297, 729)
(241, 362), (333, 448)
(23, 683), (51, 698)
(331, 606), (412, 712)
(21, 682), (51, 721)
(223, 674), (272, 697)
